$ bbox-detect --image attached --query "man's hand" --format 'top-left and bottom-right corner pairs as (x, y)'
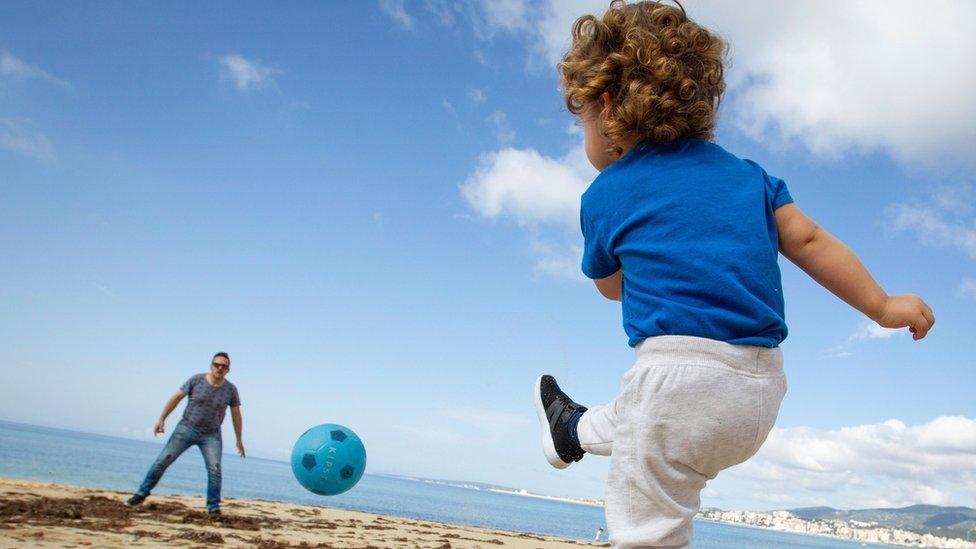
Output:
(236, 440), (246, 458)
(874, 294), (935, 340)
(154, 390), (186, 437)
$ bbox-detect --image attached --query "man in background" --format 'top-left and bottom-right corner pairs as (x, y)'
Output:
(126, 352), (244, 515)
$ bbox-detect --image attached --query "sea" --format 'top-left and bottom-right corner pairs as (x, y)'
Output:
(0, 420), (890, 548)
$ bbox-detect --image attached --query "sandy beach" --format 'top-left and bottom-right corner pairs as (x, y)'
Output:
(0, 478), (607, 548)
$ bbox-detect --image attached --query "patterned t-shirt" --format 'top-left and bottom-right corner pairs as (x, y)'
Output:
(179, 374), (241, 434)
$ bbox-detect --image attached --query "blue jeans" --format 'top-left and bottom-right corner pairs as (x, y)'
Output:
(136, 422), (223, 512)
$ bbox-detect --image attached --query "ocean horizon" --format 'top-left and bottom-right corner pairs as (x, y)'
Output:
(0, 420), (892, 547)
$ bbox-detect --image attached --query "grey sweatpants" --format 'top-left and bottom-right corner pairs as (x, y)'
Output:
(577, 336), (787, 548)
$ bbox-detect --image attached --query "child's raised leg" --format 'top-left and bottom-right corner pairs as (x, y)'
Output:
(604, 337), (786, 548)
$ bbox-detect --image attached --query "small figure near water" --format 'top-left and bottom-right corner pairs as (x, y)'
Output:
(125, 352), (244, 515)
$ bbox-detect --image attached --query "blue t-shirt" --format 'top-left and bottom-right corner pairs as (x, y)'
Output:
(581, 138), (792, 348)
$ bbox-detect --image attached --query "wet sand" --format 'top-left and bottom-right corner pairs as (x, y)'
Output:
(0, 478), (607, 548)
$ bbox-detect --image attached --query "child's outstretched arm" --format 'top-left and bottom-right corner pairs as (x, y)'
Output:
(775, 204), (935, 340)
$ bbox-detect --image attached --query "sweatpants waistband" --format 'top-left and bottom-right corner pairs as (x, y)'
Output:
(634, 335), (784, 377)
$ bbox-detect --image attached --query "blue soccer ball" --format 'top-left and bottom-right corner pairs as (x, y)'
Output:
(290, 424), (366, 496)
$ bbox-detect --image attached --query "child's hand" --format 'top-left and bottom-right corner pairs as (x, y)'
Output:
(874, 295), (935, 340)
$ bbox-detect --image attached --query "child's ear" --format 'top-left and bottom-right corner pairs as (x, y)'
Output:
(599, 91), (613, 118)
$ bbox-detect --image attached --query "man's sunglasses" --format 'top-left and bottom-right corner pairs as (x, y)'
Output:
(211, 362), (230, 370)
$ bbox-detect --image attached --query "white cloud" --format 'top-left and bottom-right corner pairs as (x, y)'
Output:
(379, 0), (415, 28)
(527, 1), (976, 166)
(460, 143), (593, 229)
(468, 88), (487, 104)
(480, 0), (529, 32)
(0, 51), (68, 87)
(934, 184), (976, 217)
(423, 0), (458, 26)
(422, 0), (532, 40)
(960, 278), (976, 300)
(472, 49), (489, 67)
(825, 347), (852, 359)
(827, 320), (905, 358)
(888, 202), (976, 261)
(0, 120), (55, 163)
(459, 141), (595, 277)
(441, 98), (456, 116)
(218, 54), (278, 92)
(730, 416), (976, 509)
(887, 188), (976, 316)
(531, 240), (583, 280)
(851, 321), (901, 341)
(487, 110), (515, 146)
(534, 0), (602, 69)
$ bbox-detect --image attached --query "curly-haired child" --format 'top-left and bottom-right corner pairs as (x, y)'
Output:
(533, 2), (934, 547)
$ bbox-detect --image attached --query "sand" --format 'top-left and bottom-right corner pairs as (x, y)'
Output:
(0, 478), (607, 548)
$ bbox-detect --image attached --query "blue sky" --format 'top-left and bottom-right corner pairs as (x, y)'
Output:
(1, 1), (974, 511)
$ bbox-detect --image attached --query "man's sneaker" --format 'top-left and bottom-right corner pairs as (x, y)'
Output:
(125, 494), (145, 507)
(534, 374), (587, 469)
(208, 509), (222, 518)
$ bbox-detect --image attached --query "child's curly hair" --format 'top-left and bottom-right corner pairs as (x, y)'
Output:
(559, 0), (726, 157)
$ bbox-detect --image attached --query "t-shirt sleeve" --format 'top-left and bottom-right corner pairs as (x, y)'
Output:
(230, 386), (241, 407)
(580, 198), (621, 280)
(766, 173), (793, 210)
(746, 159), (793, 210)
(180, 376), (195, 395)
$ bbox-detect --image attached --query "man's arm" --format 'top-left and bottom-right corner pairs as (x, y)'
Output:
(593, 270), (623, 301)
(154, 390), (186, 435)
(231, 406), (245, 458)
(775, 203), (934, 339)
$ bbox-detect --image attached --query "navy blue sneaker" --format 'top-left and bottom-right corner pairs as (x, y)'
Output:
(125, 494), (145, 507)
(534, 375), (587, 469)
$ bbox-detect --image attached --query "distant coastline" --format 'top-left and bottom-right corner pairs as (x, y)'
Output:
(375, 473), (604, 507)
(487, 488), (605, 508)
(698, 509), (976, 549)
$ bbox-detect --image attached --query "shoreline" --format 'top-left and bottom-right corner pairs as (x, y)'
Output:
(487, 488), (605, 508)
(0, 478), (605, 548)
